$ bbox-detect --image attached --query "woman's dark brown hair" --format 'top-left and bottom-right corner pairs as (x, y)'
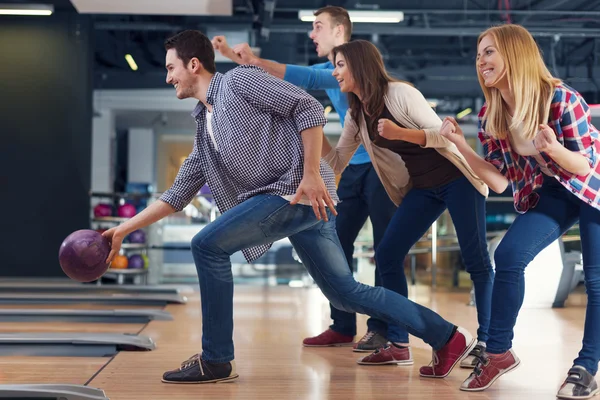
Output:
(332, 40), (409, 137)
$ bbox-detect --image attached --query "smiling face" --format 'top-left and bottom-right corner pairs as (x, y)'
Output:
(477, 34), (507, 88)
(332, 51), (356, 94)
(165, 48), (197, 99)
(308, 13), (341, 58)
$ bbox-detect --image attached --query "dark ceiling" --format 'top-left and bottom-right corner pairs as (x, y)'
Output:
(7, 0), (600, 112)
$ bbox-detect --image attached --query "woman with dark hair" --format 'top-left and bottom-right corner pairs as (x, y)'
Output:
(322, 39), (495, 371)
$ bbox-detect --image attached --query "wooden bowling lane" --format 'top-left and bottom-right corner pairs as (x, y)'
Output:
(88, 285), (591, 400)
(0, 356), (109, 386)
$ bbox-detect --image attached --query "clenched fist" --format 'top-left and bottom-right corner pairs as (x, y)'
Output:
(231, 43), (258, 65)
(378, 118), (402, 140)
(534, 124), (560, 155)
(440, 117), (467, 148)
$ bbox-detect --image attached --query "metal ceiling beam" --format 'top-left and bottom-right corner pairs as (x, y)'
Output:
(234, 7), (600, 17)
(94, 21), (600, 38)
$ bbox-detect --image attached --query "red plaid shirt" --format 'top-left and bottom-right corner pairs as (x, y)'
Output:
(478, 83), (600, 213)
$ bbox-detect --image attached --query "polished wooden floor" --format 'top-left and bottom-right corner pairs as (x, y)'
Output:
(0, 284), (593, 399)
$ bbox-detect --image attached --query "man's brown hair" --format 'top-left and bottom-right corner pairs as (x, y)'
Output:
(314, 6), (352, 42)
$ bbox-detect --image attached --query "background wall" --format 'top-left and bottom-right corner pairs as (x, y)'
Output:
(0, 12), (93, 277)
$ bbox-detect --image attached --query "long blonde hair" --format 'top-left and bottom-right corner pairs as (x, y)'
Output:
(477, 24), (562, 140)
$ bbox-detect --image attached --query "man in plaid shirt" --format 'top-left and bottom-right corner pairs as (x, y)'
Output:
(101, 29), (479, 385)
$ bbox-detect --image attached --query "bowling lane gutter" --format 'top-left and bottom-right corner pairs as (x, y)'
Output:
(83, 320), (151, 386)
(84, 354), (117, 386)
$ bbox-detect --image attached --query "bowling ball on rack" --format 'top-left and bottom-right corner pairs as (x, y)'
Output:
(128, 254), (145, 269)
(58, 229), (111, 282)
(111, 255), (129, 269)
(117, 203), (137, 218)
(93, 203), (112, 218)
(128, 229), (146, 244)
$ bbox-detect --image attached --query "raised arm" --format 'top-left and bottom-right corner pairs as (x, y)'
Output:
(212, 36), (286, 79)
(284, 64), (340, 90)
(213, 36), (339, 90)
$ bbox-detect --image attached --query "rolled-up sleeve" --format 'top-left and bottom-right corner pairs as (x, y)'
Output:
(159, 138), (206, 211)
(559, 91), (596, 168)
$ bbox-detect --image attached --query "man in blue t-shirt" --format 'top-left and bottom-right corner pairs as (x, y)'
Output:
(213, 6), (398, 354)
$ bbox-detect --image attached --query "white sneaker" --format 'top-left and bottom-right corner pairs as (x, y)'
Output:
(557, 365), (600, 399)
(460, 341), (486, 369)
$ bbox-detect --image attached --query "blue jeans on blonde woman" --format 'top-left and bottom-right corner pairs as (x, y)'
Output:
(488, 176), (600, 374)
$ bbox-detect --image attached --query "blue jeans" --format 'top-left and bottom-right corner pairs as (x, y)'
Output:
(191, 194), (455, 363)
(375, 176), (494, 344)
(487, 176), (600, 375)
(330, 163), (397, 337)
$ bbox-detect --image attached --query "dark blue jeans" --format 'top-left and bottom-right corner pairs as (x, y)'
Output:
(487, 176), (600, 375)
(329, 163), (397, 337)
(375, 176), (494, 344)
(191, 194), (455, 363)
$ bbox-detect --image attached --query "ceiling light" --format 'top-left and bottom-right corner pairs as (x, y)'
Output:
(125, 54), (138, 71)
(0, 3), (53, 16)
(299, 10), (403, 24)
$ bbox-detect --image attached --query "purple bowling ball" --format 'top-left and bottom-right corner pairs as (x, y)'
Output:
(128, 229), (146, 244)
(128, 254), (145, 269)
(58, 229), (111, 282)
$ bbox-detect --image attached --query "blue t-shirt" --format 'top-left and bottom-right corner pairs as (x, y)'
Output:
(284, 62), (370, 165)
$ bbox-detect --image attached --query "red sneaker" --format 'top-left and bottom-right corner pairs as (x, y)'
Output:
(357, 343), (414, 365)
(460, 348), (520, 391)
(419, 326), (475, 378)
(303, 329), (354, 347)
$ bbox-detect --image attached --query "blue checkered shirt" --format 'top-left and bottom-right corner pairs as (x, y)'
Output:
(159, 65), (339, 262)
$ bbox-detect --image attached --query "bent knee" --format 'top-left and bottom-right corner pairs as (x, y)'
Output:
(493, 242), (530, 272)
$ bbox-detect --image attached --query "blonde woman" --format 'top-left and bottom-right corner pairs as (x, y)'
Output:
(441, 24), (600, 398)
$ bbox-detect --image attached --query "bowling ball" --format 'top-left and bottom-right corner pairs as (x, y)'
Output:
(118, 203), (137, 218)
(128, 229), (146, 244)
(58, 229), (110, 282)
(111, 255), (128, 269)
(93, 203), (112, 218)
(128, 254), (145, 269)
